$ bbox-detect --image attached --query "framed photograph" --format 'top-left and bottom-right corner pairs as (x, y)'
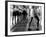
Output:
(5, 1), (45, 36)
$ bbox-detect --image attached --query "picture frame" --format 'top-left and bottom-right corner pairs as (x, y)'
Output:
(5, 1), (45, 36)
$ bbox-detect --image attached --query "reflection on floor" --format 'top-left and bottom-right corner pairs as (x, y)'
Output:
(11, 15), (42, 32)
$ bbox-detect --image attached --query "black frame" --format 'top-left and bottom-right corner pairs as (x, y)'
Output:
(5, 1), (45, 36)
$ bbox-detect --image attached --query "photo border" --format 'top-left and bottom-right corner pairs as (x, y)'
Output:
(5, 1), (45, 36)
